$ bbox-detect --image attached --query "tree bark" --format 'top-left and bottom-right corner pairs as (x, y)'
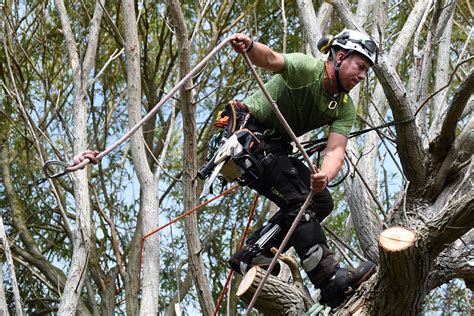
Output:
(121, 0), (161, 314)
(296, 0), (330, 59)
(237, 267), (312, 315)
(54, 0), (104, 313)
(0, 216), (23, 315)
(167, 0), (215, 314)
(336, 0), (430, 260)
(428, 1), (456, 140)
(0, 256), (7, 316)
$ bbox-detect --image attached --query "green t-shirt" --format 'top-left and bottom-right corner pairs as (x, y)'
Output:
(243, 53), (355, 141)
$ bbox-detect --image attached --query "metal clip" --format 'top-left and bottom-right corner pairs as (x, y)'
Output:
(43, 160), (70, 179)
(328, 100), (337, 110)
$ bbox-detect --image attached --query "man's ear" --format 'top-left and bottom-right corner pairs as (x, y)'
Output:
(335, 51), (347, 63)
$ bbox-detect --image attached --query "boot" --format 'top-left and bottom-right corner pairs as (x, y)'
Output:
(227, 244), (281, 276)
(319, 260), (376, 308)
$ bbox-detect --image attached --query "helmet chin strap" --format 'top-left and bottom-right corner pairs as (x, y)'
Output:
(330, 48), (353, 94)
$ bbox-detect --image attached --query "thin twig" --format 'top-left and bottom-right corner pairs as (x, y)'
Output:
(415, 56), (474, 116)
(347, 155), (387, 220)
(88, 48), (124, 86)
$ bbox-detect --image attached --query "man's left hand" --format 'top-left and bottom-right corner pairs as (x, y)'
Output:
(311, 168), (329, 192)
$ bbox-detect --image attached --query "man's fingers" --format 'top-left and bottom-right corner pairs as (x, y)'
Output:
(230, 34), (251, 52)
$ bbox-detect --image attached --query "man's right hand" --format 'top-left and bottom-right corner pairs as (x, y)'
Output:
(230, 33), (253, 53)
(230, 33), (284, 72)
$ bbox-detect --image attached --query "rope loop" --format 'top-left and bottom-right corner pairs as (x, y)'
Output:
(43, 150), (100, 179)
(43, 160), (70, 179)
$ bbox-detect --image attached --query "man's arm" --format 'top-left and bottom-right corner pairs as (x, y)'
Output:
(311, 132), (348, 192)
(230, 33), (284, 72)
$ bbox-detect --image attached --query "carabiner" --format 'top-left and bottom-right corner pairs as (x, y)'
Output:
(43, 160), (70, 179)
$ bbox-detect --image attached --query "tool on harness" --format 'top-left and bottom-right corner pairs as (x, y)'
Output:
(228, 222), (283, 276)
(198, 101), (265, 197)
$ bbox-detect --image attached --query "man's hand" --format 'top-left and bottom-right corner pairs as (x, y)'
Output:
(230, 33), (253, 53)
(310, 168), (329, 192)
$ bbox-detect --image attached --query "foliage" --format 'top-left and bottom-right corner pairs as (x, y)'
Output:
(0, 0), (471, 314)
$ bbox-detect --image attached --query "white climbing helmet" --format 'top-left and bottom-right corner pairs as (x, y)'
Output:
(331, 29), (379, 65)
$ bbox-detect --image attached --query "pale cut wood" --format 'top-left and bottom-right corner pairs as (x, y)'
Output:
(237, 267), (257, 296)
(379, 227), (416, 252)
(237, 267), (312, 315)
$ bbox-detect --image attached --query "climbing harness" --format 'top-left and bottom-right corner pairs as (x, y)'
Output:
(240, 52), (319, 316)
(198, 100), (275, 196)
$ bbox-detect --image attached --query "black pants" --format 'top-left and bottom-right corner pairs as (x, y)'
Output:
(245, 144), (334, 259)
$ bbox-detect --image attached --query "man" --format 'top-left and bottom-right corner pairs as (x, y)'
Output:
(225, 29), (378, 308)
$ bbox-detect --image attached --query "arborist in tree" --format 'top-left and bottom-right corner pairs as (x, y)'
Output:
(200, 29), (379, 308)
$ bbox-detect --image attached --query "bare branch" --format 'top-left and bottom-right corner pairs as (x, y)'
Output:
(0, 216), (24, 315)
(296, 0), (329, 59)
(427, 232), (474, 290)
(426, 117), (473, 198)
(420, 192), (474, 256)
(167, 0), (215, 313)
(429, 70), (474, 163)
(54, 0), (95, 313)
(82, 0), (105, 79)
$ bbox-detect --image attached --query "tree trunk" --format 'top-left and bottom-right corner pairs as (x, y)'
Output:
(0, 216), (23, 315)
(54, 0), (104, 313)
(121, 0), (161, 314)
(0, 258), (7, 316)
(167, 0), (215, 314)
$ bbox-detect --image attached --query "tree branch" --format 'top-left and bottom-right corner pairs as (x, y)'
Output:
(429, 70), (474, 164)
(167, 0), (215, 313)
(426, 117), (473, 198)
(420, 192), (474, 256)
(427, 232), (474, 290)
(332, 0), (428, 193)
(375, 56), (427, 192)
(122, 0), (160, 314)
(82, 0), (105, 79)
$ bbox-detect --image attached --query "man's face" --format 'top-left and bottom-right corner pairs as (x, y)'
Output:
(337, 52), (371, 91)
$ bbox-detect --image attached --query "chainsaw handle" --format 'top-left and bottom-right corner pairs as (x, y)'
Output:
(197, 157), (216, 180)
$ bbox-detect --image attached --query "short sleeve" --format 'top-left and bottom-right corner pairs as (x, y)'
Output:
(277, 53), (322, 88)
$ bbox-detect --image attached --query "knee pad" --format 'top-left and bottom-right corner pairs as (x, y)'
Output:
(301, 244), (338, 289)
(301, 244), (324, 272)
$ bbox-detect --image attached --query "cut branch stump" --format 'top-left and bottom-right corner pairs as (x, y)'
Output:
(237, 266), (313, 315)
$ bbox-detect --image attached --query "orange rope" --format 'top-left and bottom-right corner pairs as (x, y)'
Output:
(138, 183), (240, 290)
(212, 193), (259, 315)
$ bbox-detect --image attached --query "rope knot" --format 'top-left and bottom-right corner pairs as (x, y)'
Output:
(72, 150), (100, 167)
